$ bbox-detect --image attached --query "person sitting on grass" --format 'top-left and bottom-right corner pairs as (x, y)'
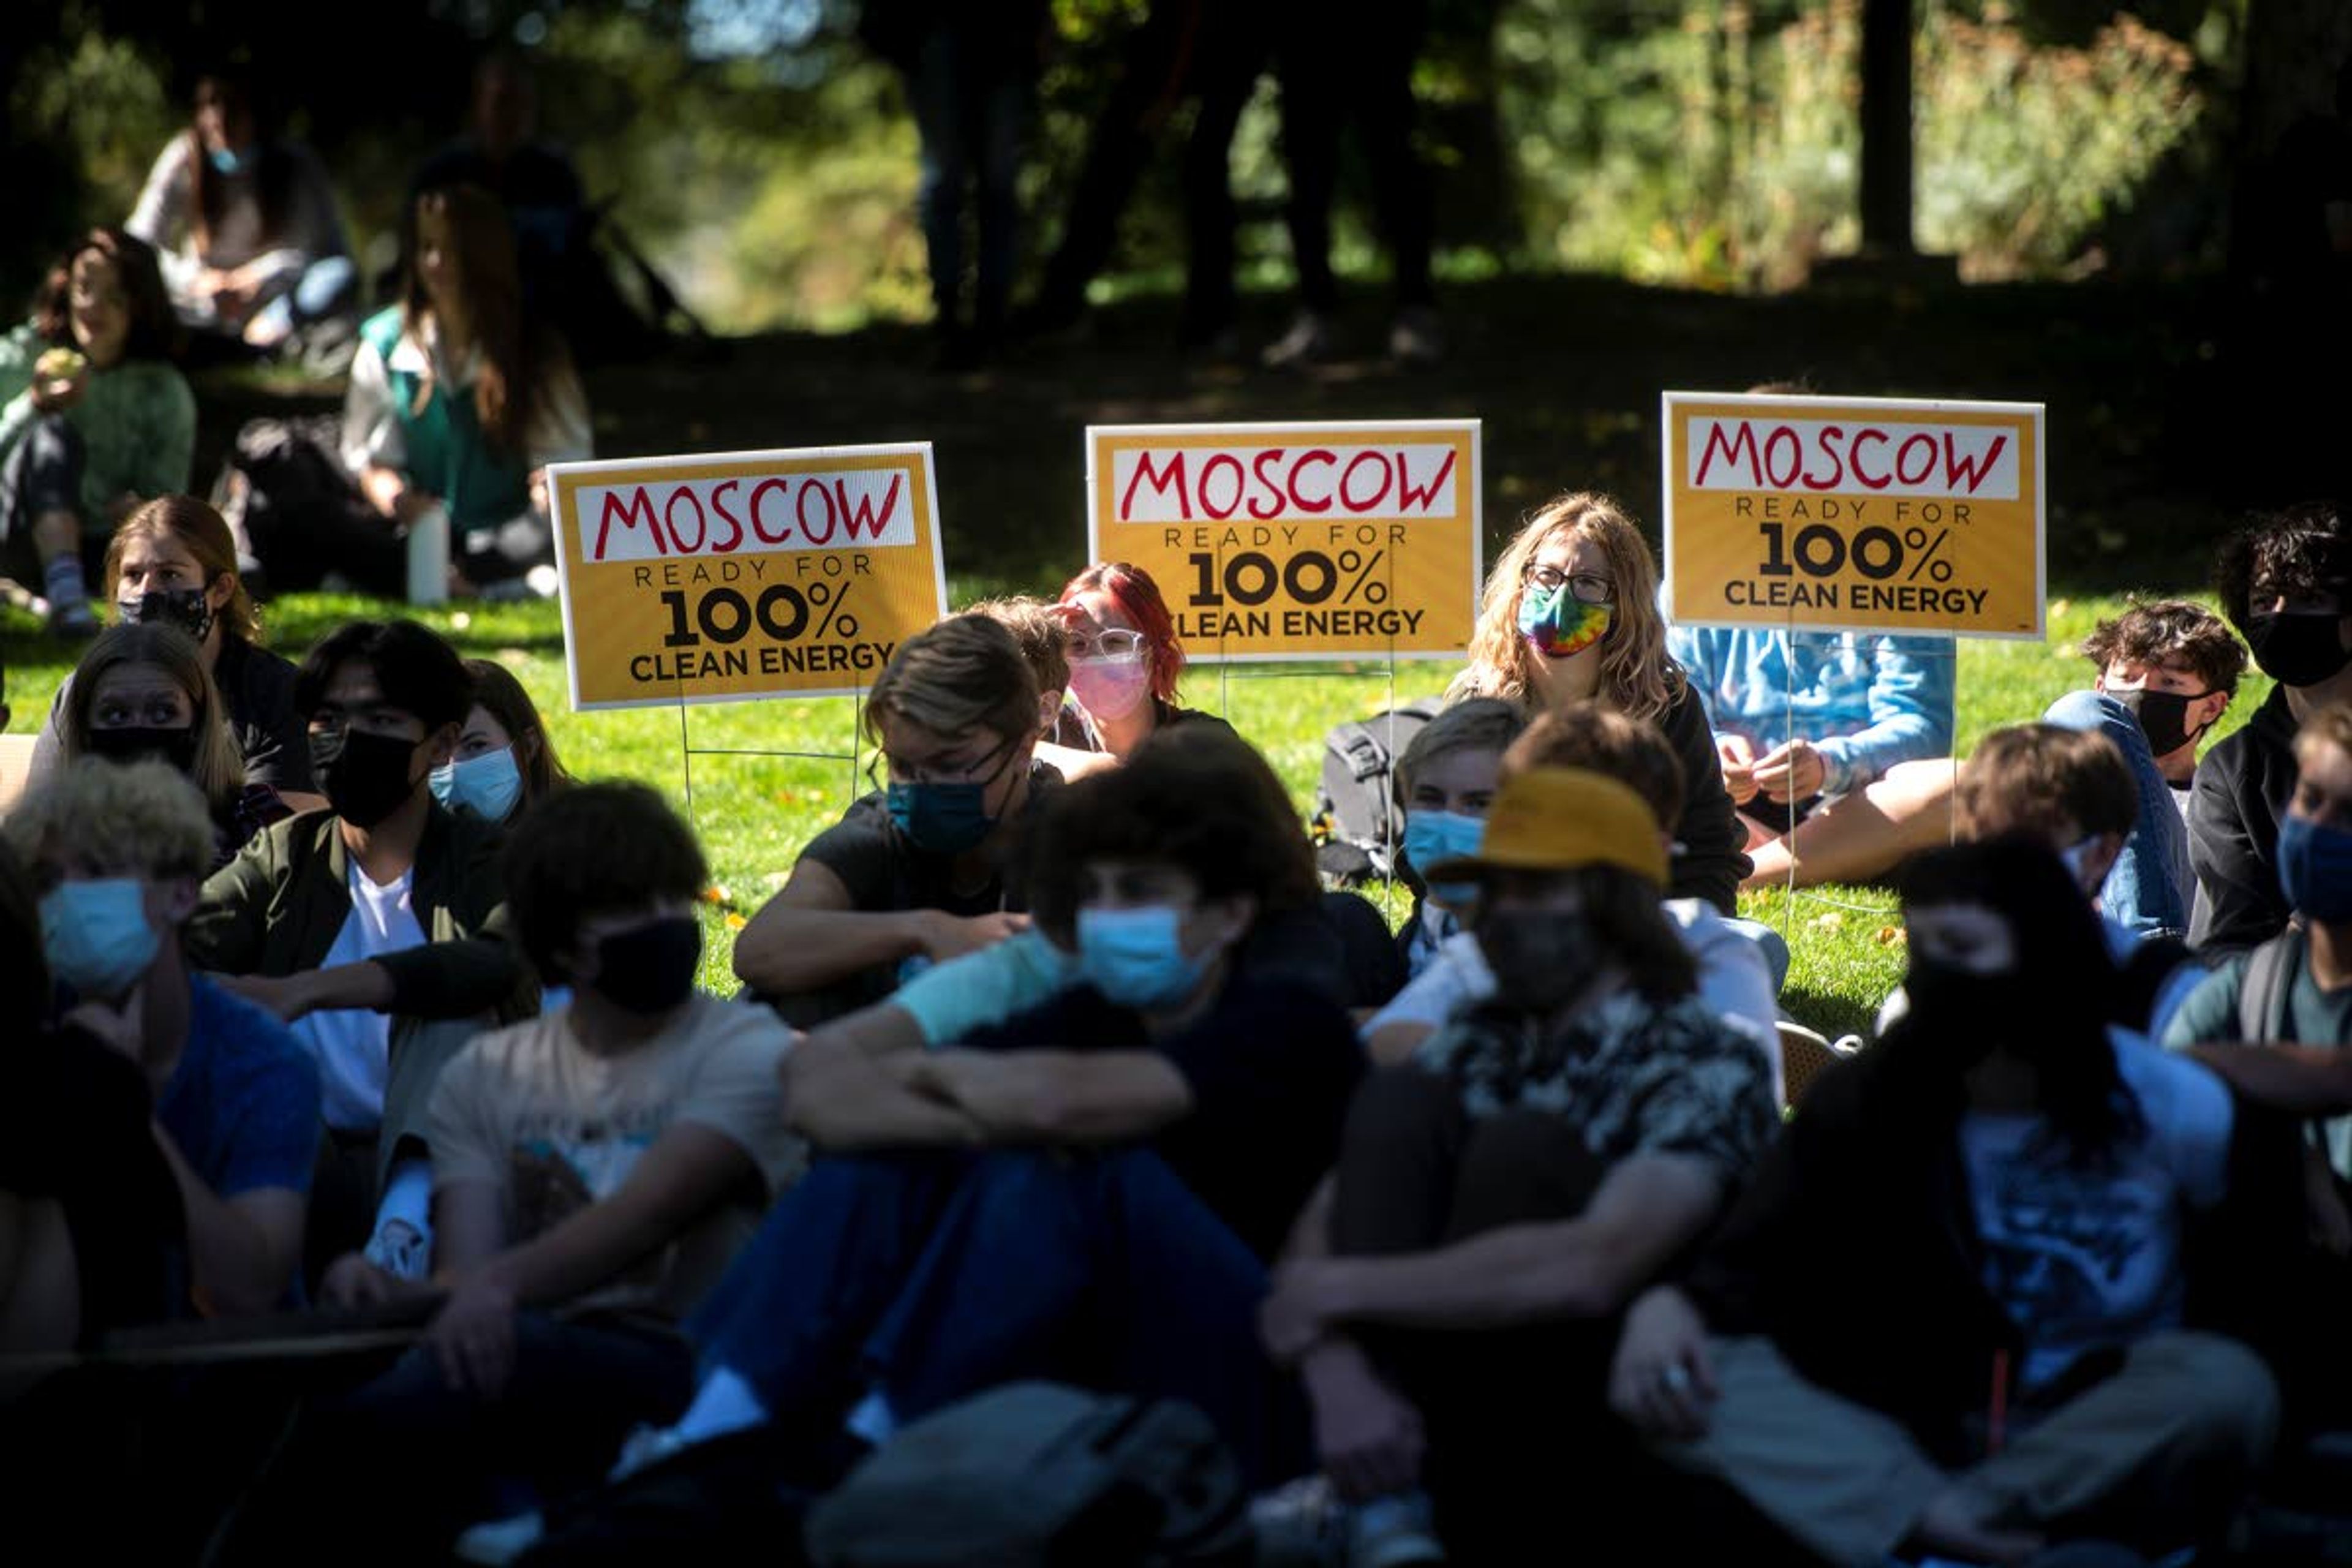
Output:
(430, 656), (573, 828)
(1448, 492), (1749, 911)
(6, 758), (318, 1324)
(186, 618), (532, 1284)
(1052, 560), (1237, 761)
(2192, 501), (2352, 953)
(500, 727), (1363, 1563)
(1360, 701), (1780, 1077)
(1610, 837), (2278, 1568)
(1258, 766), (1779, 1567)
(2044, 598), (2247, 941)
(1389, 698), (1524, 982)
(732, 614), (1056, 1025)
(29, 494), (321, 810)
(53, 622), (290, 870)
(236, 783), (801, 1565)
(1669, 616), (1958, 893)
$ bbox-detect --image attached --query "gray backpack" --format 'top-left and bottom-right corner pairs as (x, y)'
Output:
(803, 1382), (1251, 1568)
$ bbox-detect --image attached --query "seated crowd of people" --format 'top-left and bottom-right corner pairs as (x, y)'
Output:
(2, 54), (611, 634)
(2, 474), (2350, 1568)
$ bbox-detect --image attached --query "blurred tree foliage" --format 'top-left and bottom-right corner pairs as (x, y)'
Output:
(0, 0), (2329, 331)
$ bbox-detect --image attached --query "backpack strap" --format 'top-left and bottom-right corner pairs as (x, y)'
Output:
(2236, 929), (2305, 1046)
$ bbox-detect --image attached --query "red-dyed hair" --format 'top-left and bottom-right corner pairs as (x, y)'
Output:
(1060, 560), (1185, 704)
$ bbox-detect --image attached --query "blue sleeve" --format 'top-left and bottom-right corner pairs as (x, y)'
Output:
(1812, 635), (1955, 795)
(218, 1019), (323, 1198)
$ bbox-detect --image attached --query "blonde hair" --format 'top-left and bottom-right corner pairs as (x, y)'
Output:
(1448, 492), (1681, 725)
(6, 757), (216, 883)
(2296, 701), (2352, 773)
(105, 494), (264, 646)
(64, 623), (249, 818)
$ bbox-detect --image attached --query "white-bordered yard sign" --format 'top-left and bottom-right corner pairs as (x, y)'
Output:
(1087, 420), (1483, 661)
(549, 443), (950, 710)
(1662, 393), (2045, 639)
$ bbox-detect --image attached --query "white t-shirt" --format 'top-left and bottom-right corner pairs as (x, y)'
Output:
(1362, 899), (1784, 1099)
(428, 994), (801, 1317)
(295, 863), (428, 1133)
(1959, 1038), (2233, 1394)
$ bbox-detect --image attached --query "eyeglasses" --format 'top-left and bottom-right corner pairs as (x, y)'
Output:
(865, 733), (1022, 792)
(1067, 627), (1146, 660)
(1523, 565), (1614, 605)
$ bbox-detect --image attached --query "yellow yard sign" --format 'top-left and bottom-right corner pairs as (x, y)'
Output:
(550, 444), (949, 710)
(1087, 421), (1483, 662)
(1662, 393), (2045, 639)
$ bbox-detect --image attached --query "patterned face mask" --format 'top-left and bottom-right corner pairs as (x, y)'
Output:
(1517, 581), (1613, 660)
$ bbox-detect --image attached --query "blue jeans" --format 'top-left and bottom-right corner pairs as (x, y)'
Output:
(687, 1147), (1302, 1487)
(2043, 688), (2194, 940)
(247, 255), (359, 341)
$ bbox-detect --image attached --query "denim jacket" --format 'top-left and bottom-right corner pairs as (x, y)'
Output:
(1666, 625), (1956, 797)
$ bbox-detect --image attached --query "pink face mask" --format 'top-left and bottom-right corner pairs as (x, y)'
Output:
(1070, 655), (1152, 723)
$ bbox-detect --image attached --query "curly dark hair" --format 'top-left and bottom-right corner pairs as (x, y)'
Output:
(2078, 598), (2248, 698)
(2214, 501), (2350, 634)
(503, 781), (708, 978)
(1025, 726), (1317, 946)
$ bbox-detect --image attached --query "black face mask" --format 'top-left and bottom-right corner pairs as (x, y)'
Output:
(2108, 686), (2215, 759)
(592, 916), (703, 1014)
(308, 726), (424, 829)
(2245, 611), (2351, 688)
(119, 586), (215, 645)
(1477, 912), (1605, 1015)
(85, 723), (200, 774)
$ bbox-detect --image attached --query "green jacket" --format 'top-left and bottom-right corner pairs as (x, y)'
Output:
(187, 804), (532, 1023)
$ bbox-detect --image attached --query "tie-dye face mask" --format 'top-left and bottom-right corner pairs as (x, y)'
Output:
(1517, 579), (1613, 658)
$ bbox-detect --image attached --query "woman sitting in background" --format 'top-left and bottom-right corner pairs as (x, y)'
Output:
(55, 622), (288, 869)
(309, 183), (591, 601)
(31, 495), (318, 809)
(1449, 492), (1749, 911)
(126, 71), (356, 357)
(0, 230), (194, 635)
(1052, 560), (1234, 771)
(432, 657), (573, 826)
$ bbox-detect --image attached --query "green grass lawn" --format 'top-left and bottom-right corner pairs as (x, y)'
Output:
(2, 588), (2265, 1036)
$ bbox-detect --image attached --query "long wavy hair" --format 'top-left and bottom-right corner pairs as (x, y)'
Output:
(403, 183), (545, 459)
(187, 74), (298, 255)
(1448, 492), (1682, 725)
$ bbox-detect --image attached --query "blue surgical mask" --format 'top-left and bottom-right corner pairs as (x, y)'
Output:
(39, 878), (159, 998)
(431, 747), (526, 823)
(208, 146), (249, 177)
(1078, 905), (1208, 1011)
(2280, 813), (2352, 924)
(1403, 810), (1486, 908)
(888, 781), (994, 855)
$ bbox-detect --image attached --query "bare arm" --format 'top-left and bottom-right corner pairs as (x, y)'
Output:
(1269, 1154), (1724, 1338)
(908, 1049), (1193, 1144)
(797, 999), (927, 1063)
(732, 858), (969, 995)
(151, 1125), (304, 1317)
(2187, 1042), (2352, 1117)
(783, 1040), (987, 1151)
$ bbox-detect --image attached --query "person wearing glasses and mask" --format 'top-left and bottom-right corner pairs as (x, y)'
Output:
(1450, 492), (1751, 913)
(733, 614), (1059, 1023)
(186, 617), (533, 1284)
(1052, 560), (1235, 766)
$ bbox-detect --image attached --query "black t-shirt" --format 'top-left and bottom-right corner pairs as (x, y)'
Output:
(794, 763), (1062, 1009)
(31, 635), (314, 795)
(1050, 699), (1237, 752)
(961, 974), (1365, 1261)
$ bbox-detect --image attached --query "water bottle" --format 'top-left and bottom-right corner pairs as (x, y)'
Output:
(406, 502), (450, 606)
